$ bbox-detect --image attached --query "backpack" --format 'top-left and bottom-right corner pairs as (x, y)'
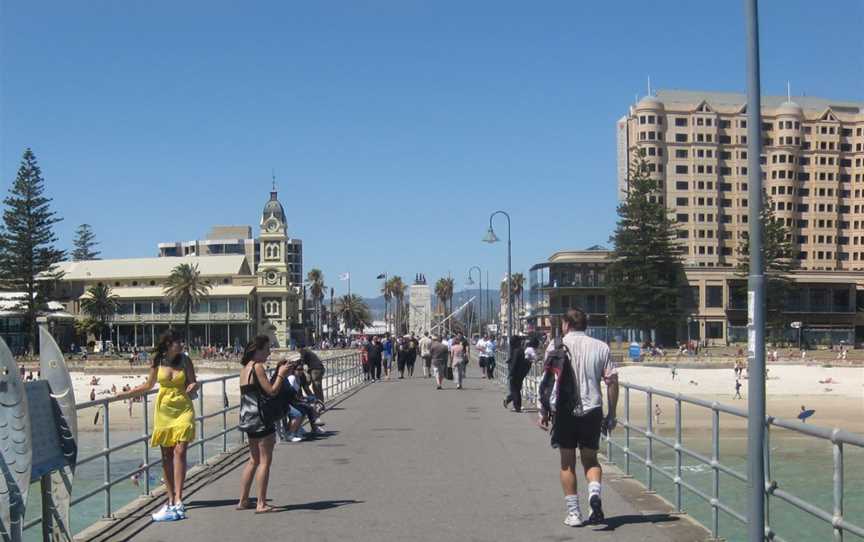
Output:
(538, 338), (583, 417)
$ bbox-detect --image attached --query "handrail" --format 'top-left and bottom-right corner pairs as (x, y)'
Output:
(23, 351), (366, 534)
(491, 348), (864, 542)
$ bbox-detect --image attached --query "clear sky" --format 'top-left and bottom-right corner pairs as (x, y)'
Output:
(2, 1), (862, 297)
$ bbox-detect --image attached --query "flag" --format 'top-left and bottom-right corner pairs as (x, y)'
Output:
(339, 272), (350, 281)
(376, 273), (386, 279)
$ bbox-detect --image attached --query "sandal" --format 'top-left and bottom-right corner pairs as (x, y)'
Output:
(255, 505), (277, 514)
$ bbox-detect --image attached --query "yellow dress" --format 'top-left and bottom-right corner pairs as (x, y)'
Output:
(150, 366), (196, 447)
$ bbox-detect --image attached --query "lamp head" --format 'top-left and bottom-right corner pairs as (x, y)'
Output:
(466, 276), (475, 286)
(482, 227), (499, 244)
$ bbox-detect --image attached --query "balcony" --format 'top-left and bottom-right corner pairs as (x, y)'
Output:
(109, 312), (252, 323)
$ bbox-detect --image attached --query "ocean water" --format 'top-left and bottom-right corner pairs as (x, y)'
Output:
(606, 425), (864, 542)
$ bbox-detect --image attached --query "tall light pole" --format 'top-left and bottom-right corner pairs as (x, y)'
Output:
(467, 266), (483, 337)
(744, 1), (767, 540)
(483, 211), (512, 344)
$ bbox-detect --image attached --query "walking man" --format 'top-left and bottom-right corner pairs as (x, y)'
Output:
(366, 336), (383, 381)
(419, 333), (433, 378)
(382, 335), (394, 380)
(429, 335), (449, 390)
(734, 379), (743, 400)
(538, 309), (619, 527)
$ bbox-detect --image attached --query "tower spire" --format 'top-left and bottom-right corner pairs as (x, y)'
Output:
(787, 81), (791, 102)
(271, 169), (277, 192)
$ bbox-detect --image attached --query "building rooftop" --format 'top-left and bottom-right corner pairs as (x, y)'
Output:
(49, 255), (250, 281)
(653, 89), (863, 114)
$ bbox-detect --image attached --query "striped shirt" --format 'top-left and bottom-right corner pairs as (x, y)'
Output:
(544, 331), (617, 414)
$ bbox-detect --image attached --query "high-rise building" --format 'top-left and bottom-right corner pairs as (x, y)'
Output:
(618, 90), (864, 271)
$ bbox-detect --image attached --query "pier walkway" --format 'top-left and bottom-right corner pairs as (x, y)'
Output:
(88, 372), (709, 542)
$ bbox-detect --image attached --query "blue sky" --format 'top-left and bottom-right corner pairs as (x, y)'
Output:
(2, 0), (862, 297)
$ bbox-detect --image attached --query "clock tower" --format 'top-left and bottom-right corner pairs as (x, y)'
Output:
(256, 185), (300, 348)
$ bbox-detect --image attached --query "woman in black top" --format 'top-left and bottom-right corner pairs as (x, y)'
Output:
(237, 335), (290, 513)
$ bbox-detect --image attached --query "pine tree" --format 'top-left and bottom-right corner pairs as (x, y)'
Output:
(736, 190), (797, 339)
(0, 149), (66, 353)
(72, 223), (101, 260)
(606, 154), (686, 341)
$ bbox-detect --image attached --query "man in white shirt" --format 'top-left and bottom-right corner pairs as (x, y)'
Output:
(539, 308), (618, 528)
(418, 333), (433, 378)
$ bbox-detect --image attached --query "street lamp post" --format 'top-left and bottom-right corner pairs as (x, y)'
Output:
(744, 1), (767, 540)
(467, 266), (483, 338)
(482, 211), (512, 345)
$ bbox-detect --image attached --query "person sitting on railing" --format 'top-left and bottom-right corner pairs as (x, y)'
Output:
(298, 346), (325, 402)
(115, 330), (199, 522)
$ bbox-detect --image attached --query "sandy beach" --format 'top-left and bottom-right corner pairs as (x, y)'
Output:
(617, 365), (864, 436)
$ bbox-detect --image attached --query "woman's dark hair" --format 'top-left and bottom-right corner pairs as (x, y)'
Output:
(509, 335), (524, 352)
(527, 336), (540, 349)
(241, 335), (270, 366)
(152, 330), (184, 368)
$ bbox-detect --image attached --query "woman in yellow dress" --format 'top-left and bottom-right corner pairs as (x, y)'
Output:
(117, 331), (198, 522)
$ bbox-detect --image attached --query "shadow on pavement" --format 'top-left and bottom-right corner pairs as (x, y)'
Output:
(279, 499), (363, 511)
(594, 513), (680, 531)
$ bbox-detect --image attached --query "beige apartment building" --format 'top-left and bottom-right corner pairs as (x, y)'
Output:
(527, 90), (864, 345)
(617, 90), (864, 270)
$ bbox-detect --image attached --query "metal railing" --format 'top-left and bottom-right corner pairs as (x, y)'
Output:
(604, 383), (864, 542)
(490, 348), (864, 542)
(23, 351), (365, 535)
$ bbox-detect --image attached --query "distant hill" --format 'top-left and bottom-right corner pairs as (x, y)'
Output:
(363, 288), (500, 321)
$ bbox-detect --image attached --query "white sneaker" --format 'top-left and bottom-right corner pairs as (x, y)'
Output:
(152, 504), (178, 522)
(171, 502), (186, 519)
(564, 511), (584, 527)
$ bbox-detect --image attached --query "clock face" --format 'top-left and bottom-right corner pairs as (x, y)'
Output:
(266, 271), (278, 285)
(267, 220), (278, 232)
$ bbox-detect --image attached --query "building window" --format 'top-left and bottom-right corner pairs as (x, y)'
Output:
(706, 286), (723, 308)
(675, 133), (688, 143)
(676, 165), (688, 174)
(706, 321), (724, 339)
(675, 117), (688, 127)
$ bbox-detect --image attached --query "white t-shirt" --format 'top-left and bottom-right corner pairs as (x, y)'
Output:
(286, 374), (301, 393)
(525, 346), (537, 363)
(484, 340), (496, 356)
(544, 331), (616, 414)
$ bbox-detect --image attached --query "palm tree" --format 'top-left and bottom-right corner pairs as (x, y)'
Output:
(382, 277), (395, 333)
(164, 263), (212, 348)
(434, 278), (448, 327)
(390, 276), (406, 333)
(336, 294), (372, 332)
(435, 277), (455, 334)
(74, 317), (101, 348)
(80, 283), (119, 347)
(307, 269), (325, 341)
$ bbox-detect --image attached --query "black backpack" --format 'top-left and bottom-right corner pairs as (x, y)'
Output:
(539, 338), (583, 418)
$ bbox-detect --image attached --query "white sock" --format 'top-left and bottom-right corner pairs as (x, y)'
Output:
(588, 481), (601, 499)
(565, 494), (581, 515)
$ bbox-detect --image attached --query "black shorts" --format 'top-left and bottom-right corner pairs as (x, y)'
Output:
(551, 407), (603, 451)
(245, 425), (275, 440)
